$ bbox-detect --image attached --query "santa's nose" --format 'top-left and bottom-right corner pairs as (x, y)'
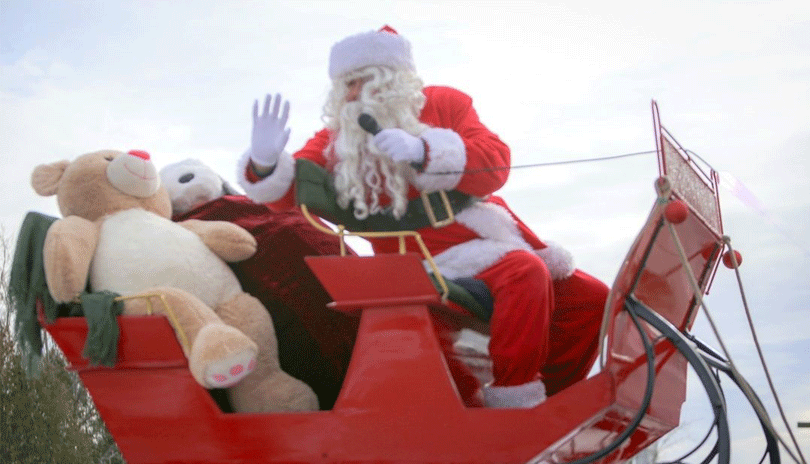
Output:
(127, 149), (151, 160)
(346, 79), (365, 102)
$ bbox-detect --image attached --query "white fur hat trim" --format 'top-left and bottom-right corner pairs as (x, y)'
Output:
(329, 26), (415, 80)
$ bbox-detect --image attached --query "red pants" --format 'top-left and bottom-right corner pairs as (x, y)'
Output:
(475, 250), (609, 395)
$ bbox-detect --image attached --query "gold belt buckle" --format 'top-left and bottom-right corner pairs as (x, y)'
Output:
(421, 190), (455, 228)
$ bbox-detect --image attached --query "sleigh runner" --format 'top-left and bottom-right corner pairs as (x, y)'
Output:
(12, 103), (785, 463)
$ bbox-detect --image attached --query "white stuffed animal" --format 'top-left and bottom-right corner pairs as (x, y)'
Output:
(159, 158), (242, 215)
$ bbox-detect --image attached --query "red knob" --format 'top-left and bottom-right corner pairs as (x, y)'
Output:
(722, 250), (743, 268)
(664, 200), (689, 224)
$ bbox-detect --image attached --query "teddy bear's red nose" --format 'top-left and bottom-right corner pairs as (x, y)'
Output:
(127, 149), (151, 160)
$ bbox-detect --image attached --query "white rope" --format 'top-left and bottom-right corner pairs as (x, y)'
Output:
(723, 236), (808, 464)
(665, 218), (806, 464)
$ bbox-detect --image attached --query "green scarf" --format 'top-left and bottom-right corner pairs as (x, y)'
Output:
(9, 212), (123, 370)
(78, 290), (124, 367)
(9, 212), (59, 373)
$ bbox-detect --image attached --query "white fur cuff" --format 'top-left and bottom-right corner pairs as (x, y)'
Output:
(427, 202), (575, 281)
(429, 238), (531, 280)
(412, 127), (466, 192)
(535, 241), (575, 280)
(236, 150), (296, 204)
(483, 379), (546, 408)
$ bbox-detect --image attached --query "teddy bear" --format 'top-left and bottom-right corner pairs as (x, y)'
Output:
(30, 149), (318, 413)
(159, 158), (360, 409)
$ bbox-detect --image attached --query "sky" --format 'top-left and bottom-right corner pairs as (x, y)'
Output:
(1, 0), (808, 461)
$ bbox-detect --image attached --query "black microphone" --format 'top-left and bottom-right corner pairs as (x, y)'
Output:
(358, 113), (425, 172)
(358, 113), (381, 135)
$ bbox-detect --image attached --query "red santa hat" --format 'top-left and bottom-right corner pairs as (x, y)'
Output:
(328, 25), (415, 80)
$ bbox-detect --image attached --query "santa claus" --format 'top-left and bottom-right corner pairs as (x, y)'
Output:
(237, 26), (609, 408)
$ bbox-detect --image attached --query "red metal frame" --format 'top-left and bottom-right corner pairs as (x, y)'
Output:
(653, 100), (724, 237)
(652, 100), (724, 296)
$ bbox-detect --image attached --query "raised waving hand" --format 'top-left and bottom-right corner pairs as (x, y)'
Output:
(249, 93), (291, 170)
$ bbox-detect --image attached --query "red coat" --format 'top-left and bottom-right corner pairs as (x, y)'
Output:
(237, 86), (565, 281)
(237, 85), (606, 392)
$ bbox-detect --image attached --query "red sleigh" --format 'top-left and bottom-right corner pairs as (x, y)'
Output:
(29, 102), (780, 463)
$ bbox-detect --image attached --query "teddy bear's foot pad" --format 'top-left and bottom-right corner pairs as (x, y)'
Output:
(204, 351), (257, 388)
(190, 324), (259, 389)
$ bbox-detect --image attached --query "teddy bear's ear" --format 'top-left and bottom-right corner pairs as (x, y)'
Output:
(31, 160), (71, 196)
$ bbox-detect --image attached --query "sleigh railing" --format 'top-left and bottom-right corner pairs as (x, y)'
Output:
(21, 102), (747, 463)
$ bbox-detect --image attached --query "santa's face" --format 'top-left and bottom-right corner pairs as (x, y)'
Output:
(326, 66), (425, 220)
(345, 75), (372, 102)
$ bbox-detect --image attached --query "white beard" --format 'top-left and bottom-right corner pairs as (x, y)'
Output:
(331, 100), (414, 220)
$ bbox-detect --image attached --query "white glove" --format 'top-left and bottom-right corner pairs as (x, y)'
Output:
(373, 128), (425, 165)
(250, 93), (291, 169)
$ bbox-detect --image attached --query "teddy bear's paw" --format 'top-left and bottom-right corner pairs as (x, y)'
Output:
(204, 350), (257, 388)
(189, 324), (258, 389)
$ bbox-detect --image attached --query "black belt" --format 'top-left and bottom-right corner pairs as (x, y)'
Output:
(295, 159), (477, 232)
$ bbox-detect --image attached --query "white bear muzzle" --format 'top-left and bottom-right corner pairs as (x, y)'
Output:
(107, 150), (160, 198)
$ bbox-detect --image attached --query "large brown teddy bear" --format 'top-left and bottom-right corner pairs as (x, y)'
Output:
(30, 149), (318, 413)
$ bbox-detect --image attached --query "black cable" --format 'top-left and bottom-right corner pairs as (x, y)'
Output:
(658, 367), (723, 464)
(358, 112), (658, 177)
(657, 417), (718, 464)
(759, 449), (771, 464)
(563, 299), (657, 464)
(699, 348), (782, 464)
(627, 297), (731, 464)
(424, 150), (657, 176)
(658, 331), (784, 464)
(695, 369), (726, 464)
